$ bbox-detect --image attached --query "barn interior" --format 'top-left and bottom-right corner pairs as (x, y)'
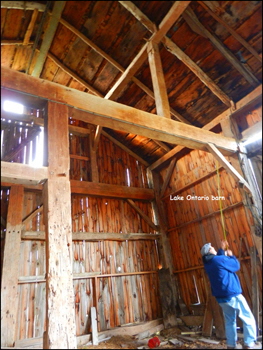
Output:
(1, 1), (262, 349)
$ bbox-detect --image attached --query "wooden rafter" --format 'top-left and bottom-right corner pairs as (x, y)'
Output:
(119, 1), (233, 108)
(31, 2), (66, 77)
(23, 9), (39, 45)
(197, 1), (262, 63)
(183, 7), (260, 87)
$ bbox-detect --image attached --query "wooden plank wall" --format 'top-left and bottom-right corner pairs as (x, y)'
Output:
(1, 127), (162, 341)
(1, 107), (44, 165)
(161, 131), (262, 316)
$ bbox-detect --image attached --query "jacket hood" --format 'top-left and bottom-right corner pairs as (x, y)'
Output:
(202, 254), (215, 264)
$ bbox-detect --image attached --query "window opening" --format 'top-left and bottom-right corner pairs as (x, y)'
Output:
(3, 100), (24, 114)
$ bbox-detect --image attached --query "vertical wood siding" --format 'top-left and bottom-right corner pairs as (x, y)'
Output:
(162, 147), (262, 313)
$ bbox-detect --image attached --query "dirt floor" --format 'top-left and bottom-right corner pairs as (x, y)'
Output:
(79, 327), (262, 349)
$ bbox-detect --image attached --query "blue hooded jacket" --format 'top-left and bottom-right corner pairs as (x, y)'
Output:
(203, 248), (242, 301)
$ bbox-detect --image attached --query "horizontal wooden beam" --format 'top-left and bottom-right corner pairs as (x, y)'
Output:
(71, 180), (154, 200)
(1, 161), (47, 185)
(18, 270), (158, 284)
(1, 67), (238, 155)
(22, 231), (160, 241)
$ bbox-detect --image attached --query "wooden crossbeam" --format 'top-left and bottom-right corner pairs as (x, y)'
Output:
(1, 67), (238, 155)
(119, 1), (233, 107)
(1, 161), (48, 185)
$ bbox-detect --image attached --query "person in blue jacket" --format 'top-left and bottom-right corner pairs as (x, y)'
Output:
(201, 241), (260, 349)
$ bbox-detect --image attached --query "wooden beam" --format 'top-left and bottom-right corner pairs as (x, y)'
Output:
(22, 205), (43, 226)
(43, 102), (77, 349)
(22, 231), (161, 241)
(32, 2), (66, 77)
(162, 36), (233, 107)
(23, 9), (39, 45)
(71, 180), (155, 201)
(151, 1), (191, 44)
(183, 7), (260, 87)
(88, 128), (99, 183)
(206, 142), (252, 192)
(147, 41), (171, 118)
(1, 1), (46, 11)
(126, 198), (159, 231)
(1, 185), (24, 347)
(119, 1), (233, 107)
(1, 67), (238, 154)
(197, 1), (262, 63)
(1, 40), (34, 45)
(159, 158), (177, 198)
(47, 52), (103, 97)
(105, 1), (191, 101)
(118, 1), (157, 33)
(1, 161), (48, 185)
(149, 85), (262, 170)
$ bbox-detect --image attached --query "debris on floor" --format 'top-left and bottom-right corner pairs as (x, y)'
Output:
(79, 324), (262, 349)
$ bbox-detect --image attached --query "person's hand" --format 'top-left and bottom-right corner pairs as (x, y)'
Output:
(226, 249), (233, 256)
(221, 240), (229, 250)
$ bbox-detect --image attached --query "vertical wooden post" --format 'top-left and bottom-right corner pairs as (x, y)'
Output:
(43, 101), (77, 349)
(1, 185), (24, 347)
(89, 127), (99, 182)
(147, 168), (178, 328)
(220, 118), (262, 262)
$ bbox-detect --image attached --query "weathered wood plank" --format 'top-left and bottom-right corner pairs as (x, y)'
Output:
(21, 231), (161, 241)
(1, 185), (24, 347)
